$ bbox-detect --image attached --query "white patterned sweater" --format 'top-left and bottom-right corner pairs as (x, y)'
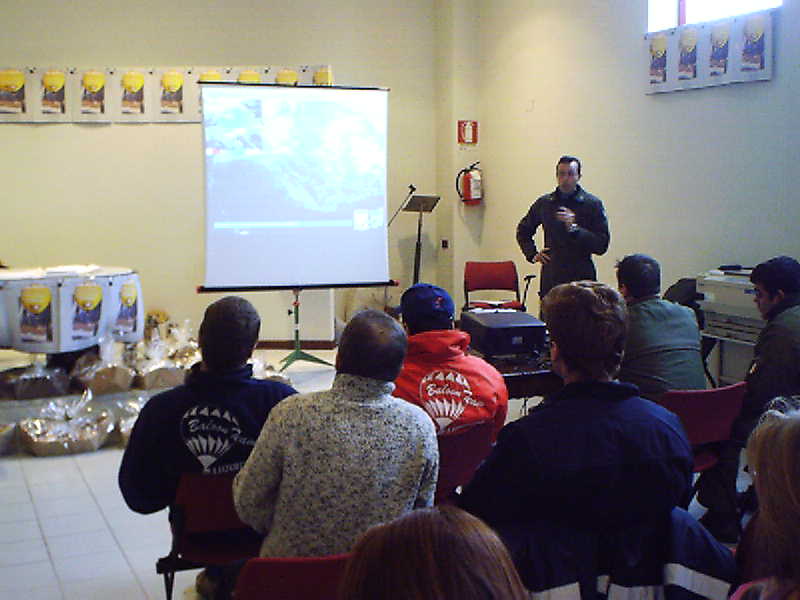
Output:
(233, 373), (439, 557)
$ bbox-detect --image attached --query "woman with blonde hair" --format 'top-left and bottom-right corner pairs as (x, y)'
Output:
(339, 505), (529, 600)
(734, 397), (800, 600)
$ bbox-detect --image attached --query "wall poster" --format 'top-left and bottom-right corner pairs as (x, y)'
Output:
(645, 8), (773, 94)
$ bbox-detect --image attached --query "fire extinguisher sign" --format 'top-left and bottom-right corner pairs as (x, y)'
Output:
(457, 120), (478, 145)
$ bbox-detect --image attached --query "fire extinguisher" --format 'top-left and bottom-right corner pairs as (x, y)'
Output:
(456, 162), (483, 205)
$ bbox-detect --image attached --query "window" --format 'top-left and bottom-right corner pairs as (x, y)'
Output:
(648, 0), (782, 32)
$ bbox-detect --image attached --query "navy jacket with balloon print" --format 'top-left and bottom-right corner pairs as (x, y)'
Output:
(119, 363), (296, 514)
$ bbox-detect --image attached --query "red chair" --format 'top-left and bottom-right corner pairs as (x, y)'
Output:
(435, 420), (495, 504)
(463, 261), (533, 311)
(233, 553), (351, 600)
(156, 473), (262, 600)
(657, 382), (747, 507)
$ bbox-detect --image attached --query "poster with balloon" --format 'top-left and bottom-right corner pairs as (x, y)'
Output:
(645, 8), (772, 94)
(107, 67), (153, 123)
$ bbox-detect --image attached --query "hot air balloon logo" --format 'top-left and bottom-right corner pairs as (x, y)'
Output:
(121, 70), (145, 114)
(742, 15), (766, 71)
(181, 405), (243, 472)
(19, 285), (53, 342)
(238, 69), (260, 84)
(115, 281), (138, 334)
(198, 70), (222, 83)
(41, 70), (66, 114)
(419, 370), (481, 434)
(0, 69), (26, 113)
(160, 70), (184, 114)
(649, 34), (668, 84)
(313, 67), (333, 86)
(709, 24), (730, 77)
(72, 282), (103, 339)
(275, 68), (298, 86)
(81, 70), (105, 114)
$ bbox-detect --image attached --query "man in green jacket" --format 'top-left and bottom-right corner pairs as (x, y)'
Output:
(698, 255), (800, 543)
(616, 254), (706, 400)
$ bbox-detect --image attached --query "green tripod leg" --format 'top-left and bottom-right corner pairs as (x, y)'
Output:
(279, 289), (333, 371)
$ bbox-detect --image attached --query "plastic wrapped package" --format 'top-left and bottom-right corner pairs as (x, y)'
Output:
(70, 338), (135, 395)
(0, 358), (69, 399)
(18, 390), (113, 456)
(112, 394), (147, 446)
(0, 423), (16, 455)
(249, 356), (293, 387)
(166, 319), (201, 370)
(133, 334), (186, 390)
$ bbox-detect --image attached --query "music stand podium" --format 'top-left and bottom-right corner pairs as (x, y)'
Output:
(403, 195), (439, 285)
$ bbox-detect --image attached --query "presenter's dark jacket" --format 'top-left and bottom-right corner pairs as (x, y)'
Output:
(118, 363), (296, 514)
(456, 381), (735, 599)
(516, 185), (610, 297)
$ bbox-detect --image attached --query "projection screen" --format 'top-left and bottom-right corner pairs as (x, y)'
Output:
(201, 83), (389, 289)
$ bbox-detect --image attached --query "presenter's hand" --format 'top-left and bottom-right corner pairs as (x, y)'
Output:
(533, 248), (551, 264)
(555, 207), (576, 228)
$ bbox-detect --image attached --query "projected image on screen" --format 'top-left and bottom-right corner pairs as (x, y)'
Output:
(201, 84), (389, 288)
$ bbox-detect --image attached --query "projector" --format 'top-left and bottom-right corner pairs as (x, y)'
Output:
(459, 310), (547, 359)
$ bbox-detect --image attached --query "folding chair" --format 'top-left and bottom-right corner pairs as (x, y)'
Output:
(156, 473), (262, 600)
(657, 382), (747, 509)
(463, 260), (534, 311)
(435, 420), (495, 504)
(233, 553), (351, 600)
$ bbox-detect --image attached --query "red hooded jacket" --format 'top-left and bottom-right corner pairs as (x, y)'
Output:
(394, 329), (508, 438)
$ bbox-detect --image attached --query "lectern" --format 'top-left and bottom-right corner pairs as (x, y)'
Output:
(402, 195), (439, 285)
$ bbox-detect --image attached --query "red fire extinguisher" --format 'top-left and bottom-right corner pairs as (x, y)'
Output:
(456, 162), (483, 205)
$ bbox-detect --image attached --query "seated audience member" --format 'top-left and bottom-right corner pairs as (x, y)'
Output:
(616, 253), (706, 400)
(339, 505), (528, 600)
(233, 309), (439, 557)
(459, 281), (736, 598)
(732, 398), (800, 600)
(118, 296), (297, 514)
(394, 283), (508, 437)
(698, 256), (800, 543)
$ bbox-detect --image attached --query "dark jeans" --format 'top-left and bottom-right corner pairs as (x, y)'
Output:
(695, 413), (758, 523)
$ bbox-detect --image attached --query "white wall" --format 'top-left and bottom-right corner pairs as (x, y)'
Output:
(471, 0), (800, 312)
(1, 0), (438, 340)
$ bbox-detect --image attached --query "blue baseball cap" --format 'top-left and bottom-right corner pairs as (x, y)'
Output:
(400, 283), (455, 324)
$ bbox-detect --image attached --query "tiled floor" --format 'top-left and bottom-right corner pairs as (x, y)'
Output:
(0, 350), (341, 600)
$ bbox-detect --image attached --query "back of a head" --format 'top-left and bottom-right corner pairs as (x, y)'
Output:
(401, 283), (455, 335)
(198, 296), (260, 372)
(751, 256), (800, 296)
(337, 309), (407, 382)
(542, 281), (627, 380)
(339, 506), (528, 600)
(746, 399), (800, 584)
(616, 253), (661, 298)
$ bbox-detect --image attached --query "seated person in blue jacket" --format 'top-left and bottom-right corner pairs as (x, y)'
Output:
(458, 281), (736, 599)
(118, 296), (297, 514)
(616, 253), (706, 400)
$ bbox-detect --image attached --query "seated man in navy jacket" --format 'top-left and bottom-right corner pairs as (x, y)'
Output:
(459, 281), (735, 599)
(119, 296), (297, 514)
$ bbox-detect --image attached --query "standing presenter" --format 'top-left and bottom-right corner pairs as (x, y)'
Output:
(516, 155), (610, 300)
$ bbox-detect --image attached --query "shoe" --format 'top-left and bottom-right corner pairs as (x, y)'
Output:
(195, 569), (218, 600)
(699, 511), (740, 544)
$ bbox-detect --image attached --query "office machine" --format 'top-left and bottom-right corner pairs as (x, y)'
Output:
(696, 268), (764, 345)
(459, 310), (547, 358)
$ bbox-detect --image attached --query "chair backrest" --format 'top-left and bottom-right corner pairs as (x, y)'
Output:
(172, 473), (247, 534)
(464, 261), (520, 294)
(435, 420), (495, 504)
(234, 553), (351, 600)
(658, 382), (747, 447)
